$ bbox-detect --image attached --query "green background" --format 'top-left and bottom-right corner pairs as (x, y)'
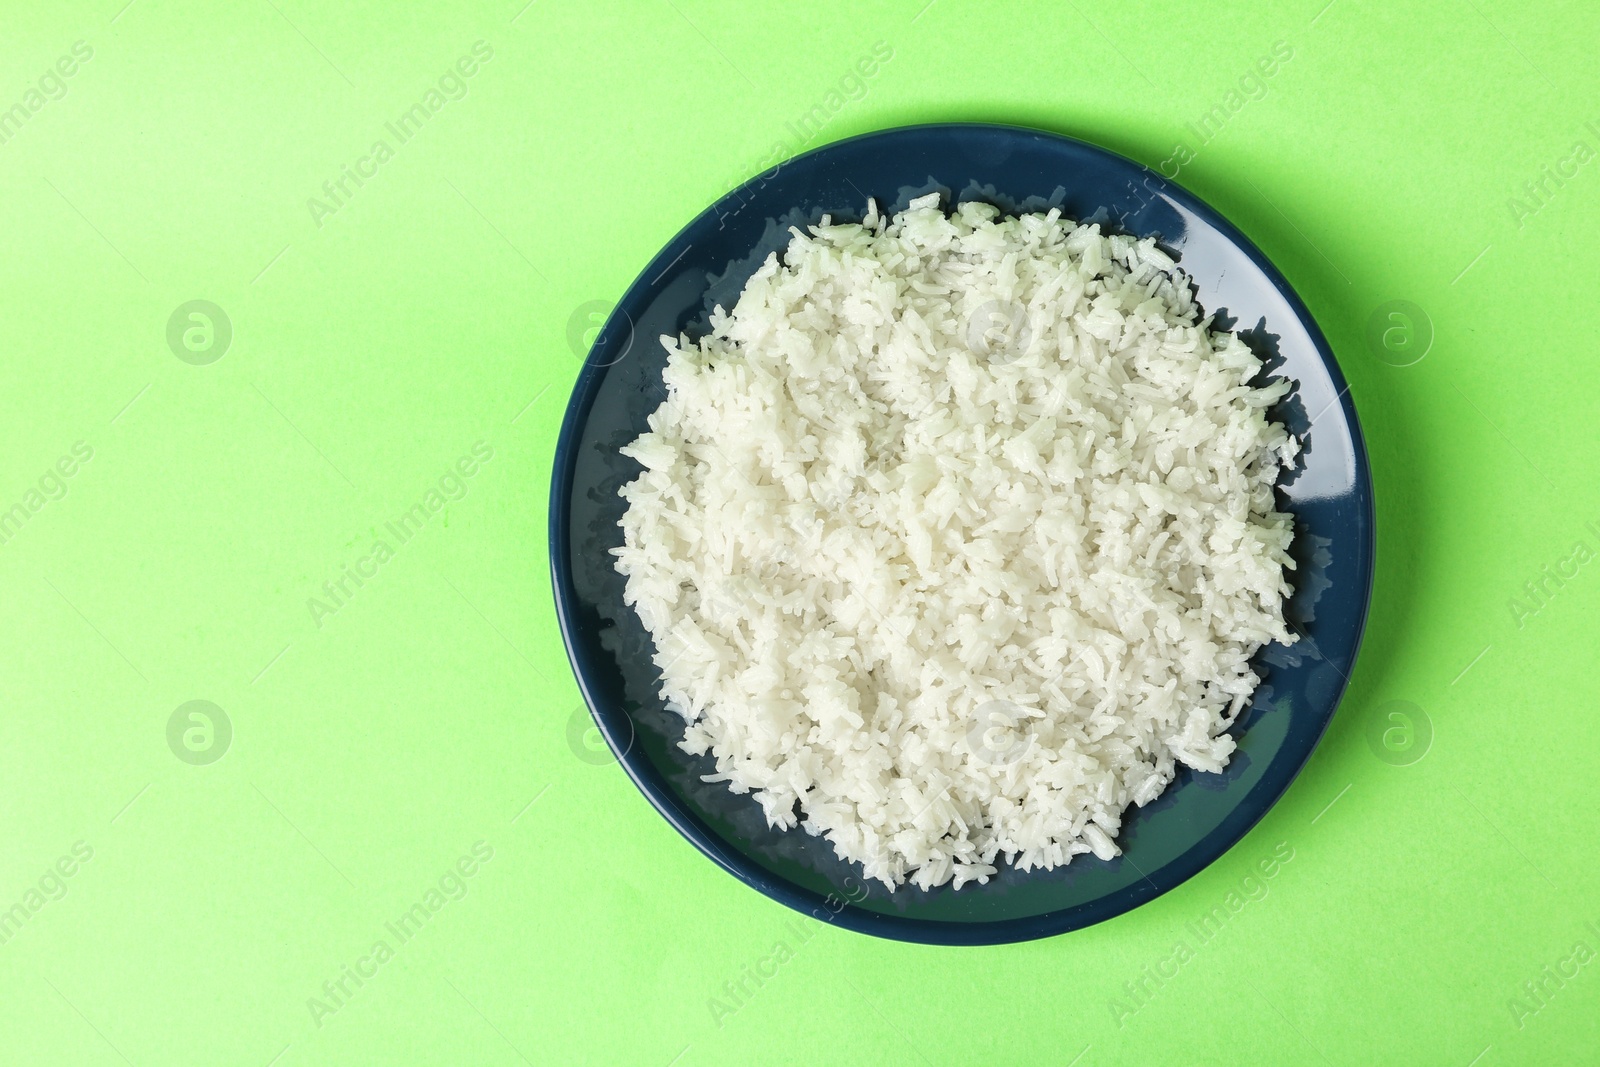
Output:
(2, 0), (1595, 1063)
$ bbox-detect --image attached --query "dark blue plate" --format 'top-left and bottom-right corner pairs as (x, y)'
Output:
(550, 123), (1373, 945)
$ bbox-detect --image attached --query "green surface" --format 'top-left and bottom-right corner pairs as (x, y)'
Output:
(2, 0), (1596, 1063)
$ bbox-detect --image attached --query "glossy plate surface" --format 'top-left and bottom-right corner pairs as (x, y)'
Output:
(551, 123), (1373, 945)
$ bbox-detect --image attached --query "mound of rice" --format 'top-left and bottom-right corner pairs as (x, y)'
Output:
(612, 194), (1299, 891)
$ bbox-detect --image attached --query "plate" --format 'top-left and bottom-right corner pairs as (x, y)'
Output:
(550, 122), (1373, 945)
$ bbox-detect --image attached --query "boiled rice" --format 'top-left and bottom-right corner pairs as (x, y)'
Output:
(612, 195), (1299, 891)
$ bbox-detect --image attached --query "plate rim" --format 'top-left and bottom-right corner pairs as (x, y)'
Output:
(549, 120), (1375, 945)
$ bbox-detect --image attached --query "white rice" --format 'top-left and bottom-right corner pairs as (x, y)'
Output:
(612, 195), (1299, 891)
